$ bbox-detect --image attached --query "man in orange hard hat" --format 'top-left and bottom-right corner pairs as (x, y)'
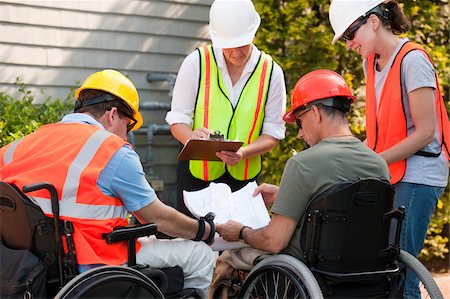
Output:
(217, 70), (389, 266)
(0, 69), (215, 297)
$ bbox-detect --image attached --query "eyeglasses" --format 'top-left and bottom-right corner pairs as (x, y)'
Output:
(295, 108), (312, 129)
(118, 110), (138, 132)
(108, 107), (137, 132)
(341, 16), (369, 42)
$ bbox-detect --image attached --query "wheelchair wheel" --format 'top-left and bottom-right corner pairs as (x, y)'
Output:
(239, 254), (324, 299)
(398, 250), (443, 299)
(55, 266), (164, 299)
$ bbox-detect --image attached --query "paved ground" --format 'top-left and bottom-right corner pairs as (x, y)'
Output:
(432, 272), (450, 298)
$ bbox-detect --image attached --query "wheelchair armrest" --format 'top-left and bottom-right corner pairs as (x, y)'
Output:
(103, 223), (158, 244)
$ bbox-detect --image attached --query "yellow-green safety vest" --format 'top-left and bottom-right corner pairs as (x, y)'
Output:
(190, 45), (273, 181)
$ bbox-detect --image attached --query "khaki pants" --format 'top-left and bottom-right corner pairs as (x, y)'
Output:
(208, 248), (270, 299)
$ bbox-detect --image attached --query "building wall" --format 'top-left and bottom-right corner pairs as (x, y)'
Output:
(0, 0), (213, 206)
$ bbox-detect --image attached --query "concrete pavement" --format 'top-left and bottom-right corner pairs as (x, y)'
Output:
(433, 272), (450, 298)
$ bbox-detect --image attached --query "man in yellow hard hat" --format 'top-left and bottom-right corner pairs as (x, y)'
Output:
(166, 0), (287, 216)
(0, 69), (215, 297)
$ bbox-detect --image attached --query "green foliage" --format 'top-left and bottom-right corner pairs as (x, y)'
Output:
(0, 78), (74, 147)
(255, 0), (450, 263)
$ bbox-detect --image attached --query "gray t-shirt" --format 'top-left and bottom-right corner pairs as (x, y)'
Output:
(271, 137), (390, 261)
(363, 38), (448, 187)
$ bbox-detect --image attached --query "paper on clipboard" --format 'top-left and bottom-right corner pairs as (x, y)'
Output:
(177, 139), (243, 161)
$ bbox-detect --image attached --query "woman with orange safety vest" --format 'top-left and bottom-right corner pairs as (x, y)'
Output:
(166, 0), (286, 217)
(329, 1), (450, 298)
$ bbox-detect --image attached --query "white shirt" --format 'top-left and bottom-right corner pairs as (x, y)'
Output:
(166, 44), (287, 140)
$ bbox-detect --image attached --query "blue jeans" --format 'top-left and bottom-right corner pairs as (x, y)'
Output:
(393, 182), (444, 299)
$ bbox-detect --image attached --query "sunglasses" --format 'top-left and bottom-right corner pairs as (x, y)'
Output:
(118, 110), (138, 132)
(108, 107), (137, 132)
(341, 16), (369, 42)
(295, 108), (312, 129)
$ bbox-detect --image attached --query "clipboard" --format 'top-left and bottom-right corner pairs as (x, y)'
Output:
(177, 131), (243, 161)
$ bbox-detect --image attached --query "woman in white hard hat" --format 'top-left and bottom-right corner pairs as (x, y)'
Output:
(329, 1), (450, 298)
(166, 0), (286, 216)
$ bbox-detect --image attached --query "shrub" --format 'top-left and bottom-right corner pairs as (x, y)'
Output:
(0, 78), (74, 147)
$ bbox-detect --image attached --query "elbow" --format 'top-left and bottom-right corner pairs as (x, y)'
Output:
(263, 237), (288, 254)
(422, 121), (436, 145)
(423, 130), (435, 145)
(266, 245), (283, 254)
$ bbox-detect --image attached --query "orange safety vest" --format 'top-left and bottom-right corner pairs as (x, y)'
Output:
(366, 41), (450, 184)
(0, 122), (139, 265)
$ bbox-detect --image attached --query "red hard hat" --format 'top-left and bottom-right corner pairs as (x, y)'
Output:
(283, 69), (356, 123)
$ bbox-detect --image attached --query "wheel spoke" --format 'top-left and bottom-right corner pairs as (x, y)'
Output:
(241, 261), (322, 299)
(273, 271), (280, 299)
(283, 275), (291, 299)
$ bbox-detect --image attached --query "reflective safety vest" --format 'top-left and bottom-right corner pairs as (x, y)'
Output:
(190, 45), (273, 181)
(0, 123), (137, 265)
(366, 42), (450, 184)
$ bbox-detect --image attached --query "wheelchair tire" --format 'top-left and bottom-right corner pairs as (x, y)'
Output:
(239, 254), (324, 299)
(399, 250), (443, 299)
(54, 266), (164, 299)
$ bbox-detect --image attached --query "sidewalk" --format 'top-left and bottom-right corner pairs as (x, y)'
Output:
(432, 272), (450, 298)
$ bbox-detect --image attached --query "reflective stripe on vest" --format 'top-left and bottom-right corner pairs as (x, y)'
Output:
(190, 45), (273, 181)
(2, 138), (22, 165)
(4, 127), (128, 220)
(366, 41), (450, 184)
(1, 123), (133, 265)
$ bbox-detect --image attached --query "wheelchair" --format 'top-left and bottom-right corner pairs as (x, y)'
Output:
(0, 181), (196, 299)
(213, 178), (443, 298)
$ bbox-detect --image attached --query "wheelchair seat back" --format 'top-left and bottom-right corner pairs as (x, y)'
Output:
(0, 182), (64, 297)
(300, 177), (398, 275)
(0, 182), (55, 252)
(0, 182), (61, 265)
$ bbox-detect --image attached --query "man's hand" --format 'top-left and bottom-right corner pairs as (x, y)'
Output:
(216, 220), (244, 242)
(253, 183), (279, 207)
(215, 149), (244, 166)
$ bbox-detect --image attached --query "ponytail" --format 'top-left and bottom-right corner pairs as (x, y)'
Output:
(380, 1), (411, 34)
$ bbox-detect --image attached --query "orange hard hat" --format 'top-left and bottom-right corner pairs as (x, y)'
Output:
(283, 69), (356, 123)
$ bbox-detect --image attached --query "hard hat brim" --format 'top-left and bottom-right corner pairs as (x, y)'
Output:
(132, 111), (143, 131)
(283, 106), (303, 123)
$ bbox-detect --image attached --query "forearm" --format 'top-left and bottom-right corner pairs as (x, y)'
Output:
(217, 215), (295, 254)
(154, 206), (198, 239)
(381, 87), (437, 165)
(243, 227), (286, 254)
(240, 135), (279, 159)
(134, 200), (211, 241)
(170, 123), (194, 145)
(380, 130), (435, 165)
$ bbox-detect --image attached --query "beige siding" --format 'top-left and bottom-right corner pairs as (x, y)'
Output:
(0, 0), (211, 100)
(1, 0), (214, 206)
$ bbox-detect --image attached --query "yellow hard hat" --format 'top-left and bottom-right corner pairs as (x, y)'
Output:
(75, 69), (143, 131)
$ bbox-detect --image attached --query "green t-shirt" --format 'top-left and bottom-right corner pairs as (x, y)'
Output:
(271, 137), (390, 261)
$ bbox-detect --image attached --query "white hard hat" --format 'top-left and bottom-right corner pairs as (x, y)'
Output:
(329, 0), (385, 44)
(209, 0), (261, 48)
